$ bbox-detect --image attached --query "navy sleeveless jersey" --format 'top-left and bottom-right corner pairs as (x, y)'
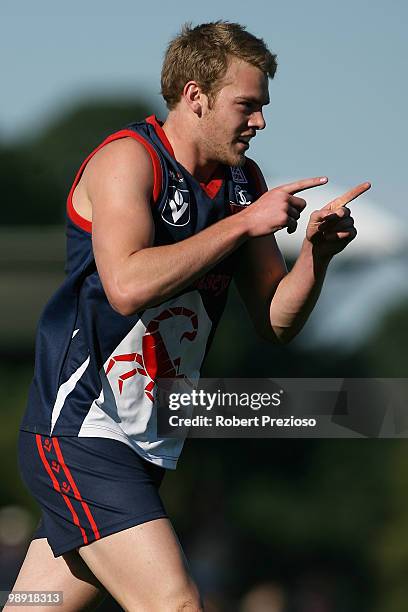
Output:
(20, 115), (267, 469)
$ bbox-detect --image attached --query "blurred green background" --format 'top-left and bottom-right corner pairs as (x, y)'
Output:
(1, 0), (408, 609)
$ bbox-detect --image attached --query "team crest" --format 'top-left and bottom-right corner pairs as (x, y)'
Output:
(162, 181), (191, 226)
(168, 169), (185, 184)
(230, 166), (248, 183)
(234, 185), (252, 207)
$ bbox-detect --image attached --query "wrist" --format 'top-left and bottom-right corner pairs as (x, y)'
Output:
(238, 205), (257, 239)
(301, 238), (332, 272)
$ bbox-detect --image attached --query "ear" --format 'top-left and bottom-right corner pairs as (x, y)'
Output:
(182, 81), (206, 117)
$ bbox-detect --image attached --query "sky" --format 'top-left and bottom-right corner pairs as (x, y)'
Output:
(1, 0), (407, 218)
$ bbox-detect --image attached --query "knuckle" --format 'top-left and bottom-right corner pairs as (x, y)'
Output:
(274, 194), (285, 208)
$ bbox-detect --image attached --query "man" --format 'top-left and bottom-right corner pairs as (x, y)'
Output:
(11, 21), (369, 611)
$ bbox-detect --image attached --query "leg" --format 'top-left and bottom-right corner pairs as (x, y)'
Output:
(5, 538), (106, 611)
(78, 518), (203, 612)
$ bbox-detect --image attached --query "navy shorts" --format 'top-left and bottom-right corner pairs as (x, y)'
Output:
(18, 431), (167, 557)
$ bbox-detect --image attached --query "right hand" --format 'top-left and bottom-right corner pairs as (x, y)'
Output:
(243, 176), (328, 238)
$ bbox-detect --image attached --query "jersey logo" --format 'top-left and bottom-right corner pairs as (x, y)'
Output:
(105, 307), (198, 402)
(162, 185), (190, 226)
(230, 166), (248, 183)
(169, 169), (185, 183)
(234, 185), (252, 206)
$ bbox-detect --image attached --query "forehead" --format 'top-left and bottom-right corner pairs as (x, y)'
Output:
(219, 58), (269, 103)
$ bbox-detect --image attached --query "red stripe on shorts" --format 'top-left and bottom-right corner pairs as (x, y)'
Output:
(52, 438), (101, 542)
(35, 435), (88, 545)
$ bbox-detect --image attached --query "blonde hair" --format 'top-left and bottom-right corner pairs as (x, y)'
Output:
(161, 21), (277, 109)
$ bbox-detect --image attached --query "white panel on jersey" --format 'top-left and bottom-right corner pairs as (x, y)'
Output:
(78, 387), (184, 469)
(50, 355), (90, 434)
(78, 290), (212, 468)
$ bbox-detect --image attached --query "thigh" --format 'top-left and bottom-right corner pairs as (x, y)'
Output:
(5, 537), (106, 612)
(78, 518), (203, 612)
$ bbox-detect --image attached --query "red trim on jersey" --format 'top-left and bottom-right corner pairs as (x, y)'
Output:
(146, 115), (174, 156)
(52, 438), (101, 542)
(35, 435), (88, 545)
(67, 129), (163, 234)
(245, 157), (268, 198)
(147, 115), (224, 200)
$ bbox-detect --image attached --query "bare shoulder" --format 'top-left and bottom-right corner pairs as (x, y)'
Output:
(83, 136), (154, 200)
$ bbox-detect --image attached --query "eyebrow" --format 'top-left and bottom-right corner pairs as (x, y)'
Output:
(235, 95), (270, 106)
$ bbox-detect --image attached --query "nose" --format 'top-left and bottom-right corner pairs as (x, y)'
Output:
(249, 111), (266, 131)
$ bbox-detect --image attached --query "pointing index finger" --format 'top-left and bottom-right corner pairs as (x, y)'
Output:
(278, 176), (328, 195)
(324, 182), (371, 211)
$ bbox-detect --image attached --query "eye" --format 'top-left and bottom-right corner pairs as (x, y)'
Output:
(238, 102), (255, 115)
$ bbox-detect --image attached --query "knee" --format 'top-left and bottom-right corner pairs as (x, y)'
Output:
(156, 582), (204, 612)
(123, 575), (203, 611)
(176, 593), (204, 611)
(174, 595), (204, 611)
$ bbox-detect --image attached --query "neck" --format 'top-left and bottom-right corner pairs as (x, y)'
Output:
(162, 110), (219, 183)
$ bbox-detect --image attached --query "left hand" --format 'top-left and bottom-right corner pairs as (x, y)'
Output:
(305, 181), (371, 259)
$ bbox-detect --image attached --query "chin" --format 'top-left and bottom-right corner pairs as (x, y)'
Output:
(235, 154), (247, 167)
(221, 152), (246, 167)
(230, 153), (246, 167)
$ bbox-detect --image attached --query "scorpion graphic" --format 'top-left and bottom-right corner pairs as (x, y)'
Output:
(105, 307), (198, 402)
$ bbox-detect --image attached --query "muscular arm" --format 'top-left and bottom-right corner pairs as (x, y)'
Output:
(87, 139), (251, 315)
(86, 137), (363, 332)
(234, 234), (287, 342)
(235, 180), (370, 344)
(234, 233), (330, 344)
(269, 239), (331, 343)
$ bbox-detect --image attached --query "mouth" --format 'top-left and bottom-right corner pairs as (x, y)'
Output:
(236, 141), (249, 151)
(235, 135), (254, 150)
